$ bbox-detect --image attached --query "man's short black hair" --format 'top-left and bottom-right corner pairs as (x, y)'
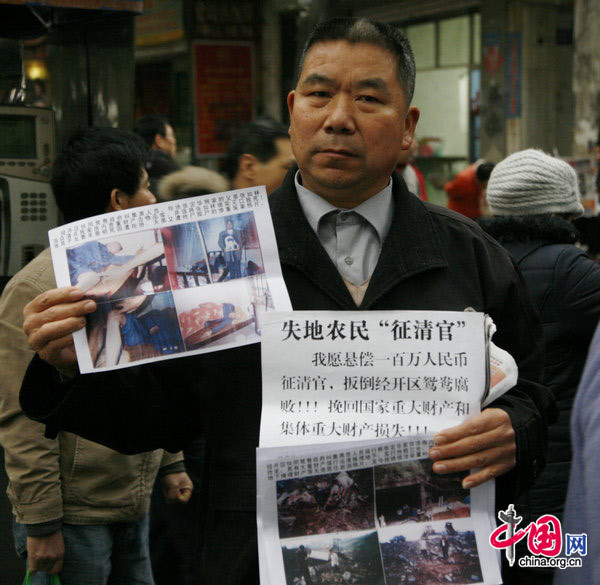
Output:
(134, 114), (171, 147)
(222, 118), (289, 180)
(298, 17), (416, 105)
(51, 127), (149, 223)
(476, 161), (495, 183)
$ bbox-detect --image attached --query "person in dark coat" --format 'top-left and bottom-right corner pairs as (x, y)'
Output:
(480, 148), (600, 585)
(18, 19), (554, 585)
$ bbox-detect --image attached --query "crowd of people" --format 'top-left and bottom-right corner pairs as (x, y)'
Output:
(0, 14), (598, 585)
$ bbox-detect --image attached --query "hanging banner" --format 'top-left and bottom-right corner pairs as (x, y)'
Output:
(193, 41), (254, 157)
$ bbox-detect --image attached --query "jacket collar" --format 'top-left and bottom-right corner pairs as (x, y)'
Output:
(478, 215), (579, 265)
(269, 167), (448, 309)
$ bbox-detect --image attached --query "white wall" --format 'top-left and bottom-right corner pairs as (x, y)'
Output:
(412, 67), (470, 157)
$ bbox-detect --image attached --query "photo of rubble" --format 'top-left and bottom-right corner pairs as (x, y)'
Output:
(276, 469), (375, 538)
(379, 518), (483, 585)
(374, 459), (470, 527)
(281, 530), (385, 585)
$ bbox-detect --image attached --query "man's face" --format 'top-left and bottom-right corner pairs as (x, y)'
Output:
(156, 124), (177, 158)
(120, 168), (157, 209)
(253, 137), (295, 195)
(288, 41), (419, 208)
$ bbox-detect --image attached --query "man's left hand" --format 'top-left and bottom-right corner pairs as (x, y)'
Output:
(161, 472), (194, 504)
(429, 408), (516, 489)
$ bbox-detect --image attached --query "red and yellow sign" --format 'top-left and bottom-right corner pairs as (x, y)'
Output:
(193, 42), (254, 156)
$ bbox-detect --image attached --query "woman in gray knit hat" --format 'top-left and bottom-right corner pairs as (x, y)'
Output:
(480, 148), (600, 585)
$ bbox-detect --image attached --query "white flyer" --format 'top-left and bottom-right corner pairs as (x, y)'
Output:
(256, 437), (502, 585)
(48, 186), (291, 373)
(259, 310), (487, 447)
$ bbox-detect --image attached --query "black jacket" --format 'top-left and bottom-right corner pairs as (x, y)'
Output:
(147, 149), (180, 195)
(21, 170), (554, 585)
(481, 215), (600, 523)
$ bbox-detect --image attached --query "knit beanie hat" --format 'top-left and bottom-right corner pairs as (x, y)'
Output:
(486, 149), (584, 217)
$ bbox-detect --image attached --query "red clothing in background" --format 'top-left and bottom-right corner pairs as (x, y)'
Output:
(444, 164), (482, 219)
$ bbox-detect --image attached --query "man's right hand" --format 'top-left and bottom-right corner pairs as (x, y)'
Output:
(23, 287), (97, 375)
(27, 530), (64, 575)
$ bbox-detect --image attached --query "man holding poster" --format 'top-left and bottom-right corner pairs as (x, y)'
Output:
(20, 17), (552, 585)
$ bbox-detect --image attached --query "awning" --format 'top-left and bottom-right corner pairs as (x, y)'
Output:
(1, 0), (142, 12)
(0, 0), (143, 38)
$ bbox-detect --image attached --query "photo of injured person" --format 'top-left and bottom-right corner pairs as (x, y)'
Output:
(172, 281), (261, 350)
(86, 291), (184, 369)
(66, 229), (169, 300)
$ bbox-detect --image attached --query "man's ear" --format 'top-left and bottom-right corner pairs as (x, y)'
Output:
(108, 188), (126, 212)
(287, 90), (296, 121)
(286, 91), (296, 138)
(401, 106), (420, 150)
(238, 153), (259, 181)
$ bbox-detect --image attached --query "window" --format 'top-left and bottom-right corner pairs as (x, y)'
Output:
(404, 13), (480, 70)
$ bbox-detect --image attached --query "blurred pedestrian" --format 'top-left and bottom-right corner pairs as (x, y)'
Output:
(397, 137), (427, 200)
(152, 164), (229, 585)
(0, 127), (192, 585)
(554, 323), (600, 585)
(444, 160), (494, 219)
(481, 148), (600, 585)
(134, 114), (180, 195)
(158, 166), (229, 200)
(222, 118), (294, 195)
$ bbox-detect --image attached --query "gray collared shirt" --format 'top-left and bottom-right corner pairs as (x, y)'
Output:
(295, 171), (394, 285)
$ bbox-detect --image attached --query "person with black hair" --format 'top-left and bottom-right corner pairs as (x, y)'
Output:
(444, 160), (495, 219)
(51, 127), (156, 222)
(0, 127), (192, 584)
(20, 18), (552, 585)
(134, 114), (180, 194)
(222, 118), (295, 195)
